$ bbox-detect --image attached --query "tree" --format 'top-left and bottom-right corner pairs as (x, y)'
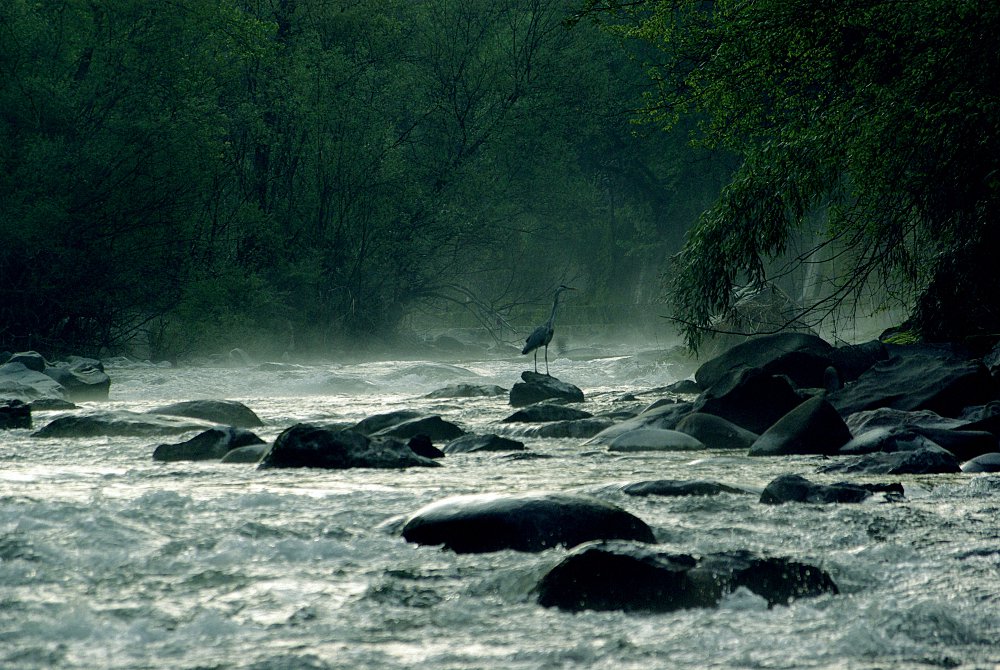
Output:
(580, 0), (1000, 349)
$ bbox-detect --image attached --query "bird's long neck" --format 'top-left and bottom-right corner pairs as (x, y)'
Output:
(547, 291), (562, 326)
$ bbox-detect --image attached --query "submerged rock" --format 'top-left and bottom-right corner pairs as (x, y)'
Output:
(607, 428), (705, 452)
(424, 383), (507, 399)
(619, 479), (747, 497)
(0, 399), (31, 429)
(749, 397), (852, 457)
(443, 433), (525, 454)
(220, 443), (270, 464)
(960, 452), (1000, 473)
(502, 403), (592, 423)
(759, 474), (903, 504)
(150, 400), (263, 428)
(152, 427), (265, 462)
(401, 491), (655, 553)
(536, 541), (838, 612)
(259, 424), (440, 470)
(372, 415), (465, 441)
(817, 447), (961, 475)
(33, 410), (219, 438)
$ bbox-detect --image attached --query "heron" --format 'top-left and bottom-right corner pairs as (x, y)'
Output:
(522, 285), (575, 375)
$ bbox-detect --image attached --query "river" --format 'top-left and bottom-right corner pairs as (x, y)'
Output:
(2, 342), (999, 669)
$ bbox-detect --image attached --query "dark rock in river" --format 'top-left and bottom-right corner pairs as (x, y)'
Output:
(351, 410), (424, 435)
(152, 427), (265, 462)
(502, 403), (593, 423)
(0, 361), (67, 403)
(619, 479), (747, 497)
(407, 435), (445, 459)
(584, 402), (693, 445)
(509, 417), (615, 439)
(960, 452), (1000, 472)
(0, 399), (31, 429)
(443, 433), (525, 454)
(150, 400), (264, 428)
(828, 349), (994, 418)
(42, 358), (111, 402)
(608, 428), (705, 452)
(6, 350), (47, 372)
(694, 332), (835, 391)
(840, 425), (996, 461)
(424, 383), (507, 399)
(749, 396), (852, 457)
(694, 368), (804, 434)
(372, 415), (465, 441)
(33, 410), (219, 438)
(401, 492), (655, 553)
(759, 474), (903, 504)
(536, 541), (838, 612)
(509, 372), (584, 407)
(845, 408), (963, 434)
(675, 412), (758, 450)
(817, 447), (961, 475)
(665, 378), (702, 394)
(259, 424), (440, 470)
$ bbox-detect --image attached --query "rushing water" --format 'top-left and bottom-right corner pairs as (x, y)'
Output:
(2, 343), (1000, 670)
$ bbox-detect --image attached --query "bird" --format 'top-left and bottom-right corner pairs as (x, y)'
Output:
(522, 285), (575, 375)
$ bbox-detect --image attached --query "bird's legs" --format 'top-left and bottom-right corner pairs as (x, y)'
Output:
(544, 345), (549, 375)
(533, 350), (539, 373)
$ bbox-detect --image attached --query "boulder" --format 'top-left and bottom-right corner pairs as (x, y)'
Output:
(443, 433), (525, 454)
(749, 397), (852, 457)
(258, 424), (440, 470)
(840, 426), (996, 461)
(839, 427), (942, 455)
(149, 400), (263, 428)
(424, 383), (507, 399)
(351, 410), (423, 435)
(502, 403), (593, 423)
(0, 399), (31, 429)
(844, 408), (963, 435)
(665, 379), (702, 394)
(828, 340), (889, 383)
(584, 402), (693, 446)
(507, 418), (615, 439)
(960, 452), (1000, 473)
(619, 479), (747, 497)
(694, 332), (835, 391)
(828, 350), (995, 418)
(33, 410), (219, 438)
(42, 358), (111, 402)
(406, 435), (445, 459)
(608, 428), (705, 452)
(694, 369), (805, 435)
(817, 447), (961, 475)
(152, 427), (265, 462)
(675, 412), (759, 450)
(220, 444), (270, 464)
(759, 474), (903, 504)
(372, 415), (465, 441)
(401, 492), (655, 553)
(536, 541), (838, 612)
(6, 351), (47, 372)
(0, 362), (67, 403)
(509, 372), (584, 407)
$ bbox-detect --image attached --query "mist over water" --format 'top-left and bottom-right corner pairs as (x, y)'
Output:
(2, 335), (999, 669)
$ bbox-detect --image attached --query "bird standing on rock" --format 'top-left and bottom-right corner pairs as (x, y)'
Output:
(522, 285), (575, 375)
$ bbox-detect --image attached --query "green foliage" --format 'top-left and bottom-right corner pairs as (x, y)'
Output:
(583, 0), (1000, 349)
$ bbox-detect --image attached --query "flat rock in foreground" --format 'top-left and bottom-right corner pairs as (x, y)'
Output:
(509, 372), (584, 407)
(401, 491), (654, 553)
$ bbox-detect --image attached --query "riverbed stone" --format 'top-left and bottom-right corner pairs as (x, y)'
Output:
(694, 332), (835, 391)
(844, 408), (963, 435)
(259, 424), (440, 470)
(33, 410), (220, 438)
(502, 403), (592, 423)
(619, 479), (747, 497)
(150, 399), (263, 428)
(607, 428), (705, 452)
(675, 412), (759, 450)
(351, 410), (423, 435)
(536, 541), (838, 612)
(0, 399), (31, 429)
(508, 417), (615, 439)
(372, 415), (465, 441)
(759, 474), (903, 504)
(509, 372), (584, 407)
(42, 358), (111, 402)
(749, 396), (852, 457)
(152, 426), (265, 462)
(443, 433), (525, 454)
(828, 349), (995, 418)
(0, 361), (68, 403)
(960, 452), (1000, 472)
(817, 447), (961, 475)
(584, 402), (693, 445)
(401, 492), (655, 553)
(694, 368), (805, 435)
(424, 383), (507, 399)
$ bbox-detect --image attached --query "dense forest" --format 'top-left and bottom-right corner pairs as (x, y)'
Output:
(3, 0), (997, 360)
(0, 0), (730, 360)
